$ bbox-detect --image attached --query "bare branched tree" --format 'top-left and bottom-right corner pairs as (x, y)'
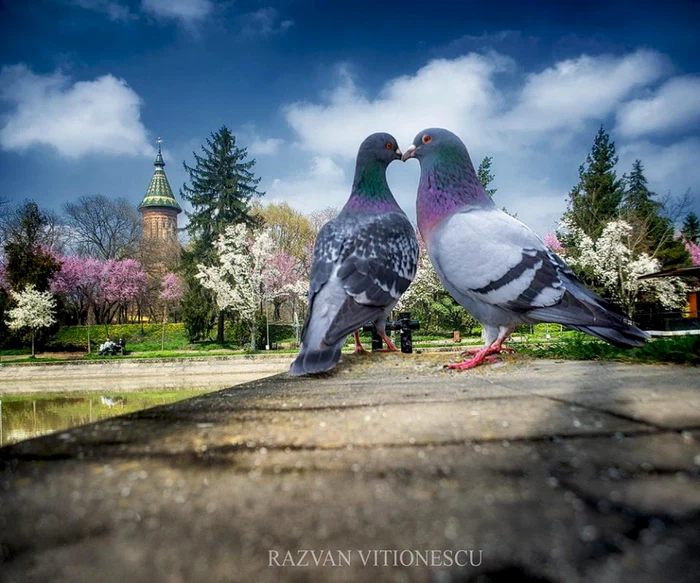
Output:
(63, 195), (142, 259)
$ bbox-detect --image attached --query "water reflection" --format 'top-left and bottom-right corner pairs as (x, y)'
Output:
(0, 390), (209, 447)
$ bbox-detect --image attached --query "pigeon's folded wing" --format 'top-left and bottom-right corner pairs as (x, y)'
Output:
(322, 213), (418, 344)
(432, 208), (565, 312)
(337, 213), (419, 306)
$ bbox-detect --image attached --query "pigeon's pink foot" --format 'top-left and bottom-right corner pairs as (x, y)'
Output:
(462, 346), (485, 355)
(353, 332), (369, 355)
(377, 330), (399, 352)
(461, 344), (513, 357)
(447, 354), (500, 370)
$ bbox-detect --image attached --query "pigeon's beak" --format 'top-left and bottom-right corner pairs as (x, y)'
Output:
(401, 144), (417, 162)
(394, 147), (402, 160)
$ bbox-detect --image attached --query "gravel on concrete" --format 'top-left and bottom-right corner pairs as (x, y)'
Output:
(1, 354), (699, 583)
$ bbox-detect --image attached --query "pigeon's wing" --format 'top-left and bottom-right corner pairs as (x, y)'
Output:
(299, 219), (344, 339)
(432, 208), (566, 312)
(323, 212), (419, 345)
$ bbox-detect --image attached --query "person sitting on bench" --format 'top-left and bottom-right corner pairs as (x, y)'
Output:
(98, 338), (116, 355)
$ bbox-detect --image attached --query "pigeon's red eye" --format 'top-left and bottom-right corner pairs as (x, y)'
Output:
(385, 142), (393, 150)
(422, 134), (432, 144)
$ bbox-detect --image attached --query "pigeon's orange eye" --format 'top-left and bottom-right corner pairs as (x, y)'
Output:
(385, 142), (393, 150)
(422, 134), (432, 144)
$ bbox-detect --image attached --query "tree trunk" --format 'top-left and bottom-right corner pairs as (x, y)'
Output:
(217, 310), (225, 345)
(250, 315), (257, 352)
(161, 305), (167, 351)
(31, 330), (35, 358)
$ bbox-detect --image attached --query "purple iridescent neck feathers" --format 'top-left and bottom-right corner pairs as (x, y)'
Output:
(415, 140), (494, 238)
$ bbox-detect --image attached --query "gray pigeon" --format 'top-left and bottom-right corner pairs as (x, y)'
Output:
(290, 133), (419, 375)
(402, 128), (648, 370)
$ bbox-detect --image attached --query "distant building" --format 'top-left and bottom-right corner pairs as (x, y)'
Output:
(138, 138), (182, 240)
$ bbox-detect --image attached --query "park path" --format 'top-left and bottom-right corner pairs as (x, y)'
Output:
(1, 354), (699, 582)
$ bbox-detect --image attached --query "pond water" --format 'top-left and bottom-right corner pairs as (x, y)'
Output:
(0, 390), (210, 447)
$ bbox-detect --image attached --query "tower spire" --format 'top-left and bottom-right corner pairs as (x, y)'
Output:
(154, 137), (165, 167)
(139, 135), (181, 241)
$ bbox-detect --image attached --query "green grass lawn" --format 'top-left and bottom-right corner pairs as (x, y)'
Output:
(2, 323), (697, 366)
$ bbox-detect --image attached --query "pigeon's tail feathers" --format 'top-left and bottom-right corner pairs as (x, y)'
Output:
(566, 324), (649, 349)
(527, 277), (649, 349)
(323, 295), (386, 347)
(289, 340), (344, 376)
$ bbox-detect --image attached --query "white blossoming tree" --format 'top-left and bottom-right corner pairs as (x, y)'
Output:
(196, 225), (277, 350)
(559, 219), (686, 317)
(5, 284), (57, 357)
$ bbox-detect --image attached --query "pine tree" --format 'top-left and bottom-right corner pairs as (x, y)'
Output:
(477, 156), (497, 197)
(619, 160), (690, 269)
(623, 160), (659, 216)
(180, 127), (264, 344)
(3, 201), (60, 292)
(682, 212), (700, 244)
(181, 126), (264, 248)
(566, 126), (624, 239)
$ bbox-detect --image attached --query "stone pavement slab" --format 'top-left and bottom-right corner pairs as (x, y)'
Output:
(1, 355), (699, 583)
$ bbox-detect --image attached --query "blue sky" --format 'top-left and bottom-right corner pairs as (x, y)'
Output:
(1, 0), (699, 235)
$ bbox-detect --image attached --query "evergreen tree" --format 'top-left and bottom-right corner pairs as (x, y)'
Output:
(181, 126), (264, 248)
(682, 212), (700, 244)
(477, 156), (497, 197)
(566, 126), (624, 239)
(3, 201), (60, 292)
(180, 127), (264, 344)
(622, 160), (659, 216)
(620, 160), (689, 269)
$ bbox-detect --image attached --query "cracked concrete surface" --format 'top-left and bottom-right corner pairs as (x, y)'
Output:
(1, 355), (699, 583)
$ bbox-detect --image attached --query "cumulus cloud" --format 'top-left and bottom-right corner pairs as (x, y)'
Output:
(500, 50), (670, 134)
(267, 156), (348, 211)
(616, 76), (700, 138)
(67, 0), (212, 24)
(141, 0), (212, 22)
(240, 7), (294, 37)
(249, 137), (284, 156)
(279, 49), (698, 234)
(618, 138), (700, 192)
(237, 124), (284, 156)
(285, 54), (512, 159)
(66, 0), (137, 21)
(0, 64), (154, 158)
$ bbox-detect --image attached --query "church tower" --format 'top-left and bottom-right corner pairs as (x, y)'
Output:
(139, 138), (182, 240)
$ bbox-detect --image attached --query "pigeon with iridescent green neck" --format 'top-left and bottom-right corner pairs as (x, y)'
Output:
(290, 132), (419, 376)
(403, 128), (648, 371)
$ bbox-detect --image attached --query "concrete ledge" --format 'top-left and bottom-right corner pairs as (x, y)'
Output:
(1, 355), (699, 582)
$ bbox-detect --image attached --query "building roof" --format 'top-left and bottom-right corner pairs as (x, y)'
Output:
(638, 266), (700, 280)
(138, 138), (182, 214)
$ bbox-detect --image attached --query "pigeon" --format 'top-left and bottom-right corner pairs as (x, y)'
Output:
(402, 128), (648, 370)
(289, 132), (419, 375)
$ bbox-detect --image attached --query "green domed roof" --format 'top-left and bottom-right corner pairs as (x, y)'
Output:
(138, 139), (182, 214)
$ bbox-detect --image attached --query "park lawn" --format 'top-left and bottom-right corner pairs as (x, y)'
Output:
(3, 323), (697, 365)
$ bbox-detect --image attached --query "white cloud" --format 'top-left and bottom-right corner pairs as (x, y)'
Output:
(500, 49), (670, 134)
(238, 125), (285, 156)
(285, 54), (512, 159)
(249, 137), (284, 156)
(241, 7), (294, 37)
(278, 49), (699, 235)
(67, 0), (136, 21)
(616, 76), (700, 138)
(0, 64), (154, 159)
(618, 138), (700, 194)
(266, 156), (348, 211)
(141, 0), (212, 22)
